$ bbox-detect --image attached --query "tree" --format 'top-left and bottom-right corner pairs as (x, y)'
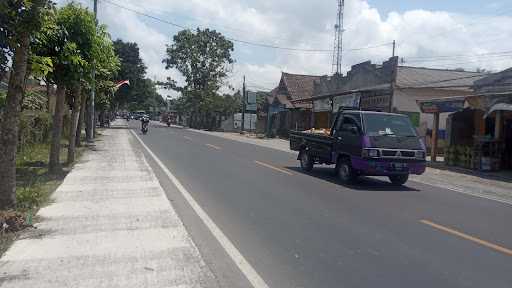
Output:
(0, 0), (52, 209)
(112, 40), (146, 108)
(33, 2), (96, 172)
(68, 24), (118, 162)
(112, 39), (163, 112)
(163, 28), (234, 128)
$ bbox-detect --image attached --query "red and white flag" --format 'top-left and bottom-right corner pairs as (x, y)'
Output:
(115, 80), (130, 89)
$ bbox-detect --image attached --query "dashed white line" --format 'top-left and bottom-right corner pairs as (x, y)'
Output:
(411, 179), (512, 206)
(254, 160), (293, 176)
(205, 144), (221, 150)
(130, 130), (270, 288)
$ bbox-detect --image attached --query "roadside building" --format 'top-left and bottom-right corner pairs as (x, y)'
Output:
(293, 57), (486, 152)
(265, 72), (322, 137)
(418, 68), (512, 171)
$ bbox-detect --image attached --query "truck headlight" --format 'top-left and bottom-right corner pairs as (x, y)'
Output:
(415, 150), (425, 159)
(363, 149), (380, 158)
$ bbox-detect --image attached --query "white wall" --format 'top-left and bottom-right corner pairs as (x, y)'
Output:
(393, 88), (468, 134)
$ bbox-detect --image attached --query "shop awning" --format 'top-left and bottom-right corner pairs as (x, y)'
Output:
(484, 102), (512, 118)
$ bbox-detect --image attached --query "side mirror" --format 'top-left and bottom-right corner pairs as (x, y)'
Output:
(349, 126), (359, 135)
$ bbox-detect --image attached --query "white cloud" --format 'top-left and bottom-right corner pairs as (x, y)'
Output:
(63, 0), (512, 94)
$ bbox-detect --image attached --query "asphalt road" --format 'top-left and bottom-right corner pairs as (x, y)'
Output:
(129, 121), (512, 288)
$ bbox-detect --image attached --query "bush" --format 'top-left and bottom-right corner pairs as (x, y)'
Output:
(18, 111), (52, 150)
(22, 90), (47, 111)
(16, 186), (43, 211)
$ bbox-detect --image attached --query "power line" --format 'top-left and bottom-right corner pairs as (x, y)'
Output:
(410, 56), (512, 70)
(100, 0), (392, 54)
(404, 50), (512, 62)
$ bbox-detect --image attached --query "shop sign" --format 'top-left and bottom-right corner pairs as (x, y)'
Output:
(333, 93), (360, 111)
(419, 99), (465, 113)
(246, 91), (257, 111)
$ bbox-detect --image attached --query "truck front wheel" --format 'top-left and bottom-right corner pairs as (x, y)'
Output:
(337, 157), (357, 184)
(389, 174), (409, 185)
(300, 150), (314, 172)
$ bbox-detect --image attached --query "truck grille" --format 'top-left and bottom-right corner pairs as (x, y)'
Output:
(381, 149), (416, 158)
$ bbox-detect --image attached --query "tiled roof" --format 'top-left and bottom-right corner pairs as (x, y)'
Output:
(397, 66), (486, 88)
(282, 72), (322, 101)
(474, 68), (512, 87)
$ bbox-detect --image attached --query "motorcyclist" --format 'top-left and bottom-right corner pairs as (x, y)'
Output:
(141, 115), (150, 132)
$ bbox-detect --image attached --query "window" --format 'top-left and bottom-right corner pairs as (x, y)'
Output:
(340, 114), (361, 134)
(363, 113), (417, 137)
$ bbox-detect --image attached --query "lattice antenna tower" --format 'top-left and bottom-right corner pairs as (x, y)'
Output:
(332, 0), (345, 74)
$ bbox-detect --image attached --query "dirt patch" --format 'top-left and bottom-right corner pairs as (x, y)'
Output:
(0, 210), (31, 234)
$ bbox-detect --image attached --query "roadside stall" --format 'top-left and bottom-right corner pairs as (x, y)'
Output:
(417, 96), (465, 162)
(417, 92), (512, 171)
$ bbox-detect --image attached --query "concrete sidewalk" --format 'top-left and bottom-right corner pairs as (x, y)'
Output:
(189, 129), (512, 205)
(0, 121), (216, 287)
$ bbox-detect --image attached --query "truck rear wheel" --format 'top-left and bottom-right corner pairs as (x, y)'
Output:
(337, 157), (357, 184)
(300, 150), (314, 172)
(389, 174), (409, 185)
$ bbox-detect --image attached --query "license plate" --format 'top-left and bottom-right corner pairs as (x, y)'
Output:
(391, 163), (407, 170)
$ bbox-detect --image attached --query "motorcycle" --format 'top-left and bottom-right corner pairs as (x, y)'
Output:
(141, 122), (149, 134)
(167, 119), (172, 127)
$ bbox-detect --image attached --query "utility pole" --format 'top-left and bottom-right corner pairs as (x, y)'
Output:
(392, 40), (396, 57)
(241, 76), (246, 134)
(87, 0), (97, 142)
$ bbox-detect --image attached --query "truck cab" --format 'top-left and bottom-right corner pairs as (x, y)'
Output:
(290, 109), (426, 185)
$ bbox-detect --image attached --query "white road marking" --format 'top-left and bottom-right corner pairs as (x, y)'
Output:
(205, 143), (221, 150)
(254, 160), (293, 176)
(411, 179), (512, 206)
(130, 130), (270, 288)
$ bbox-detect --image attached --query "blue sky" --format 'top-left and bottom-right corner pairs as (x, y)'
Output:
(368, 0), (511, 15)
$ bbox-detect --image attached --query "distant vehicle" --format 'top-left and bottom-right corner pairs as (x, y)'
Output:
(290, 108), (426, 185)
(132, 111), (146, 120)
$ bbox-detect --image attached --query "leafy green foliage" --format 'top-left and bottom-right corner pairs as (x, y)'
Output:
(0, 0), (54, 80)
(32, 2), (96, 86)
(163, 28), (234, 128)
(113, 39), (163, 111)
(18, 111), (52, 148)
(21, 90), (46, 111)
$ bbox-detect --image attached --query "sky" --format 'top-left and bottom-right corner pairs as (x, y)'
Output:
(60, 0), (512, 98)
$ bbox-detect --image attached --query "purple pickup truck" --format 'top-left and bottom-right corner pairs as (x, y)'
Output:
(290, 109), (426, 185)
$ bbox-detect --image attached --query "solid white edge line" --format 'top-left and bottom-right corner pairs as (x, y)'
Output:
(411, 179), (512, 206)
(130, 130), (270, 288)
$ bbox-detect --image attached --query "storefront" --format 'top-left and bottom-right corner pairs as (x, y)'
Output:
(418, 92), (512, 171)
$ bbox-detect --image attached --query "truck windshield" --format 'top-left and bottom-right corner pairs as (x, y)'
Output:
(363, 114), (417, 137)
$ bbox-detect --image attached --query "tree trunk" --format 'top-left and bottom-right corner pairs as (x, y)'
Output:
(48, 84), (66, 173)
(67, 84), (81, 164)
(76, 93), (87, 147)
(46, 79), (51, 111)
(84, 98), (90, 140)
(0, 32), (30, 209)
